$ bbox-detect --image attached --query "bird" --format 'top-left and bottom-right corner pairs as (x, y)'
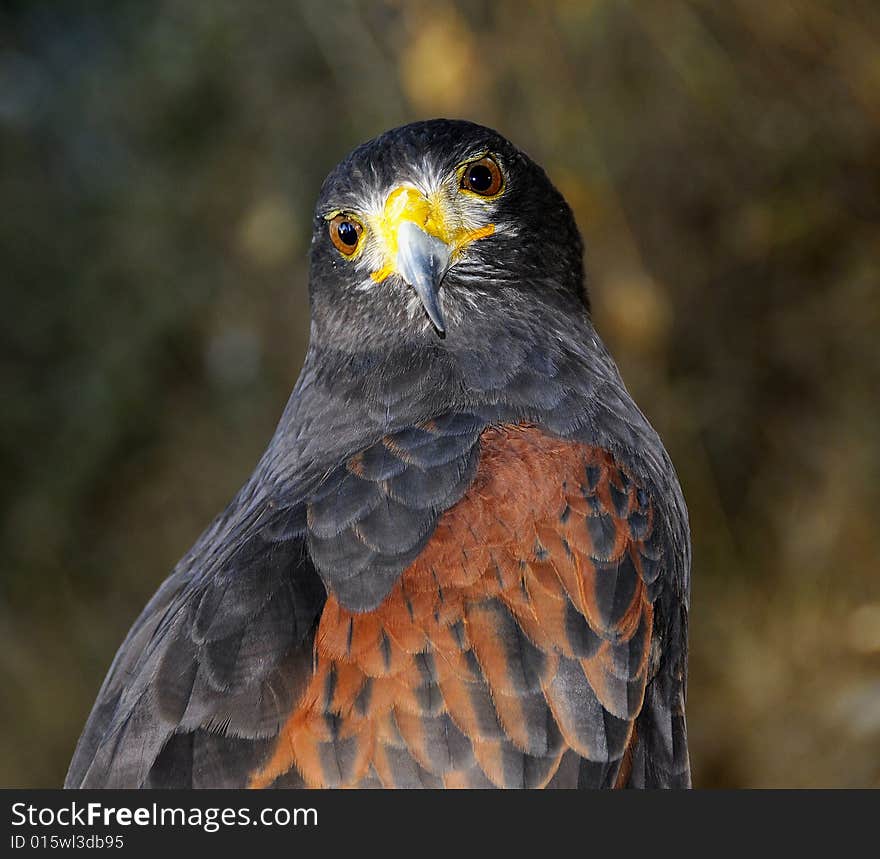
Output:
(65, 119), (691, 789)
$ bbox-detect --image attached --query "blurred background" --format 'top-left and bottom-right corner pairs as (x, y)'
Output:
(2, 0), (879, 788)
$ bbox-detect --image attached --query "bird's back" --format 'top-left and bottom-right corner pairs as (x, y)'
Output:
(248, 421), (689, 789)
(67, 350), (690, 789)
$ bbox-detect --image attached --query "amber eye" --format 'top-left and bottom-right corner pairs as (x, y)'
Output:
(461, 156), (503, 197)
(328, 214), (364, 256)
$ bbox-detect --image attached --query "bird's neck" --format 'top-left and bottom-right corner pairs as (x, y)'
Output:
(305, 300), (605, 410)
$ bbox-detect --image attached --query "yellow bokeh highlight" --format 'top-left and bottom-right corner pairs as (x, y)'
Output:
(399, 7), (486, 115)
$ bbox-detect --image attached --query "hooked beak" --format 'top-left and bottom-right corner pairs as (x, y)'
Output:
(370, 185), (495, 337)
(395, 220), (450, 334)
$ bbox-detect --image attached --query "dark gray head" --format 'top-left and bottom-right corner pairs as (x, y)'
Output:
(307, 119), (587, 353)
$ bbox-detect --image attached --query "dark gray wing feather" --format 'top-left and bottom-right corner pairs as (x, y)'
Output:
(65, 499), (325, 789)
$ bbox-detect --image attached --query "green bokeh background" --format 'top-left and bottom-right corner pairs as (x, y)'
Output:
(2, 0), (878, 788)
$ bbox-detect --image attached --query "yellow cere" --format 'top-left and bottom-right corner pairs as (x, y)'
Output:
(369, 186), (495, 283)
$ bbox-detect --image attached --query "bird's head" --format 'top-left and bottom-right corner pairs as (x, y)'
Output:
(308, 120), (587, 351)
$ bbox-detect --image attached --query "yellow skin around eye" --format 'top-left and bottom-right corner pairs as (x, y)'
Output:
(368, 186), (495, 283)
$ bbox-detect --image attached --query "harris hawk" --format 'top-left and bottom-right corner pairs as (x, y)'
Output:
(66, 120), (691, 790)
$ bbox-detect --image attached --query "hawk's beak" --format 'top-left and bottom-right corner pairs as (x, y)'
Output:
(370, 185), (494, 337)
(395, 220), (450, 334)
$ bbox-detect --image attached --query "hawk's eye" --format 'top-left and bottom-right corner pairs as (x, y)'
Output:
(461, 156), (503, 197)
(328, 214), (364, 256)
